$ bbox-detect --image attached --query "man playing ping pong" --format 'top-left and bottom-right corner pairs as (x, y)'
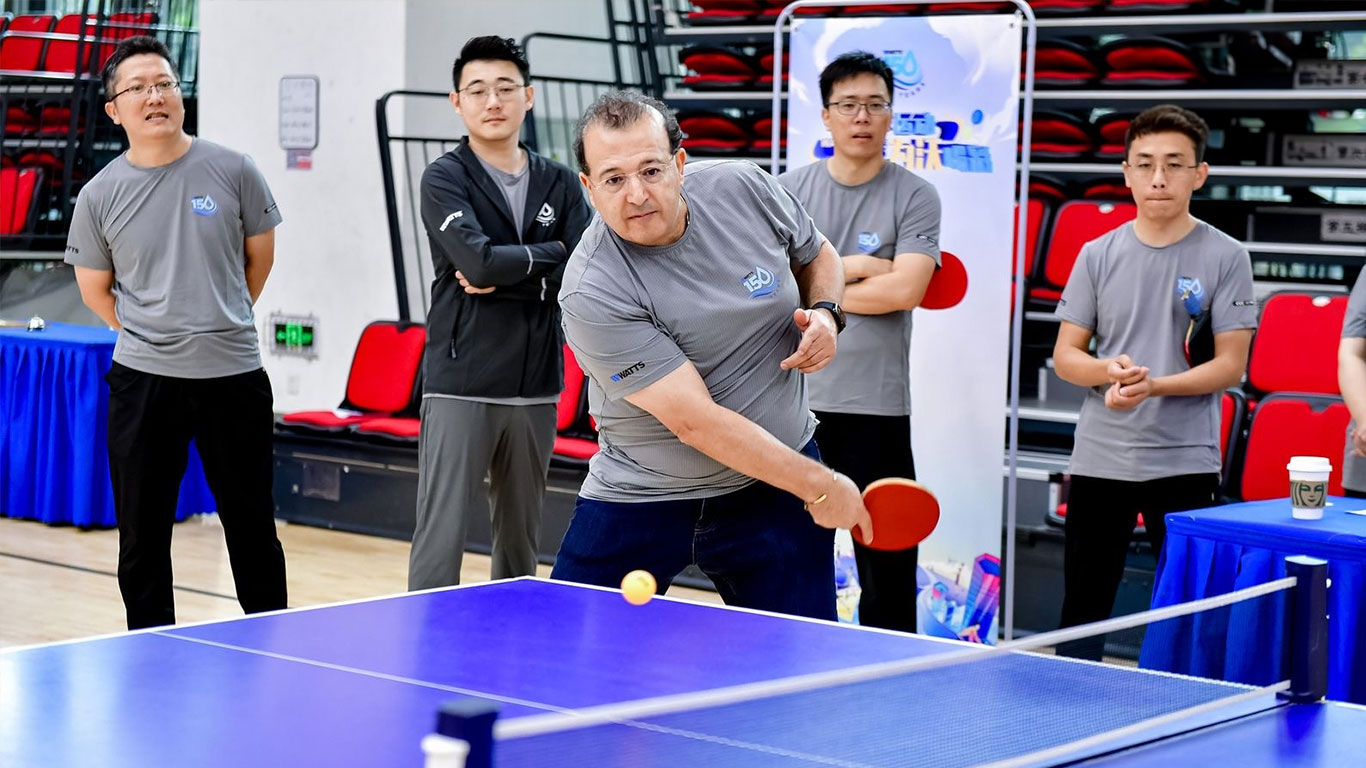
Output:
(550, 90), (871, 620)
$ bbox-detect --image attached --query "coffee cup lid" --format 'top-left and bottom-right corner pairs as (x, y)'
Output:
(1287, 455), (1332, 472)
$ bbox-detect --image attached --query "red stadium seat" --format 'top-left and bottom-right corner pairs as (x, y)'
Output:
(1247, 292), (1347, 395)
(1030, 200), (1137, 304)
(1101, 37), (1205, 87)
(0, 166), (41, 234)
(1240, 394), (1348, 501)
(278, 321), (425, 432)
(352, 417), (420, 442)
(554, 345), (598, 463)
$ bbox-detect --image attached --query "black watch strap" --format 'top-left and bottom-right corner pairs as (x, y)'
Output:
(809, 301), (846, 334)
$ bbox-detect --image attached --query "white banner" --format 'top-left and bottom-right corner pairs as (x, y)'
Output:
(789, 15), (1021, 643)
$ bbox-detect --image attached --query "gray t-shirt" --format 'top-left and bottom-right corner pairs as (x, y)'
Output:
(1056, 220), (1258, 482)
(64, 138), (281, 378)
(560, 160), (825, 501)
(1341, 272), (1366, 491)
(778, 160), (942, 416)
(475, 152), (530, 234)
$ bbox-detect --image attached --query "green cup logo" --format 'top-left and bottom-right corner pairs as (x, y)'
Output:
(1291, 480), (1327, 509)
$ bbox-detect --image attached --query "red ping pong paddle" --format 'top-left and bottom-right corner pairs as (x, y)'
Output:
(854, 478), (940, 551)
(919, 252), (968, 311)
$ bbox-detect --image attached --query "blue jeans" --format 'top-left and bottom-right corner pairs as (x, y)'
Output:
(551, 440), (836, 621)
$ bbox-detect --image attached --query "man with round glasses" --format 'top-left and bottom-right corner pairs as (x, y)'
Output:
(779, 51), (942, 633)
(549, 90), (873, 620)
(1051, 104), (1257, 659)
(64, 36), (286, 629)
(408, 36), (590, 590)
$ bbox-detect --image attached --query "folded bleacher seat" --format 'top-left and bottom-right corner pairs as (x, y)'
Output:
(1030, 0), (1105, 14)
(1101, 37), (1205, 86)
(1027, 110), (1094, 158)
(4, 106), (36, 134)
(679, 111), (750, 153)
(278, 320), (425, 433)
(1094, 112), (1132, 159)
(352, 416), (420, 443)
(1081, 180), (1132, 200)
(686, 0), (758, 25)
(1026, 174), (1070, 205)
(1033, 40), (1100, 87)
(750, 115), (786, 153)
(680, 45), (756, 89)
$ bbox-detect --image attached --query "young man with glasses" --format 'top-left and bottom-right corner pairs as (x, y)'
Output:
(550, 90), (873, 620)
(1051, 104), (1257, 658)
(65, 36), (286, 629)
(408, 36), (590, 590)
(778, 52), (941, 633)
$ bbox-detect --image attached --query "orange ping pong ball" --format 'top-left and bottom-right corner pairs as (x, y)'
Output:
(621, 570), (656, 605)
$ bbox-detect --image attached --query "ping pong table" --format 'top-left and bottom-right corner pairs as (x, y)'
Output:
(3, 577), (1363, 767)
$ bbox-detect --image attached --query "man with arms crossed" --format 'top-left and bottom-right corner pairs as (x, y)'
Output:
(1052, 104), (1257, 658)
(409, 36), (590, 589)
(66, 36), (286, 629)
(551, 91), (872, 620)
(780, 51), (941, 632)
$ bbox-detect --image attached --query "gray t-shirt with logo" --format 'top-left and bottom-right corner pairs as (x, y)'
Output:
(1341, 272), (1366, 491)
(778, 160), (941, 416)
(64, 139), (281, 378)
(560, 160), (824, 501)
(1056, 220), (1258, 481)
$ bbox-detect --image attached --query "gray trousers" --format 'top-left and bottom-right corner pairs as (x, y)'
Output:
(408, 397), (557, 590)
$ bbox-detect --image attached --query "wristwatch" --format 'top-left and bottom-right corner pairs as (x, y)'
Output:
(809, 301), (846, 334)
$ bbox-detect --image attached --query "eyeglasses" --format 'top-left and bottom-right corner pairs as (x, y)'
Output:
(826, 101), (892, 117)
(108, 79), (179, 102)
(1127, 161), (1200, 180)
(458, 83), (526, 101)
(588, 162), (674, 194)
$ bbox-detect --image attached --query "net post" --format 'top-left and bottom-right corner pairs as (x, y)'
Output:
(1279, 555), (1328, 704)
(434, 698), (500, 768)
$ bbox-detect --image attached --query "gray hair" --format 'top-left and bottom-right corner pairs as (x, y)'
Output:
(572, 89), (683, 175)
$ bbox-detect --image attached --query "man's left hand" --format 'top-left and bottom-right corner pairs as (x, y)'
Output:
(780, 308), (837, 373)
(456, 270), (496, 294)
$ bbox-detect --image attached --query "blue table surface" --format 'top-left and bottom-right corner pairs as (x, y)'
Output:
(4, 578), (1360, 768)
(0, 321), (116, 348)
(1165, 497), (1366, 560)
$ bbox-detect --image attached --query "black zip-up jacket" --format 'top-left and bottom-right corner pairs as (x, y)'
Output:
(420, 138), (591, 398)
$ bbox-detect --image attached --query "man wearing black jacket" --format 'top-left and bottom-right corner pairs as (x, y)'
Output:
(409, 36), (591, 589)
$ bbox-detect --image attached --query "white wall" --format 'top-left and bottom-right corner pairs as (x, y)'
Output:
(200, 0), (408, 412)
(199, 0), (616, 412)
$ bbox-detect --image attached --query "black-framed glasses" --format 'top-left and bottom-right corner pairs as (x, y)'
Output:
(457, 83), (527, 101)
(825, 101), (892, 117)
(108, 79), (180, 102)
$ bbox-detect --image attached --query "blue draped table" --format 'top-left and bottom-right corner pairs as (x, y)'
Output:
(1140, 497), (1366, 704)
(0, 322), (214, 527)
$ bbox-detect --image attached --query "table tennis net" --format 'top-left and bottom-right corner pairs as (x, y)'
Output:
(442, 576), (1302, 767)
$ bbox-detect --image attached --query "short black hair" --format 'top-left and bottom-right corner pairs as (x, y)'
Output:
(102, 36), (177, 101)
(819, 51), (894, 106)
(452, 36), (530, 91)
(572, 90), (683, 176)
(1124, 104), (1210, 164)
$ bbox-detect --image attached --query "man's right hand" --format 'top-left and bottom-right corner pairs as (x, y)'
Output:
(1351, 423), (1366, 458)
(1106, 354), (1148, 386)
(806, 471), (874, 545)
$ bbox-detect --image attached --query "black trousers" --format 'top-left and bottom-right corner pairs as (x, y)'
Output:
(1057, 472), (1219, 660)
(813, 410), (917, 632)
(107, 362), (287, 629)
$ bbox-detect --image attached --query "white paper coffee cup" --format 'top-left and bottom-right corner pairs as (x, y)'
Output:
(1287, 456), (1331, 520)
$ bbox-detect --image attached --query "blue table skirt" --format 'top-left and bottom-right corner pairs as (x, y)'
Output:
(0, 323), (214, 527)
(1140, 497), (1366, 704)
